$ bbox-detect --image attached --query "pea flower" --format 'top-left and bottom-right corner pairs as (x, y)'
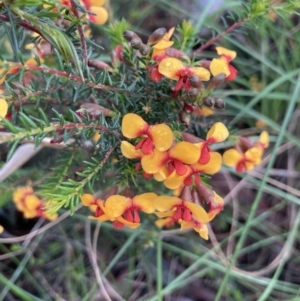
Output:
(196, 122), (229, 165)
(13, 186), (58, 221)
(158, 57), (210, 92)
(163, 151), (222, 190)
(105, 193), (157, 229)
(153, 195), (209, 225)
(122, 113), (174, 155)
(141, 141), (200, 175)
(80, 193), (113, 222)
(180, 220), (209, 240)
(0, 225), (3, 233)
(223, 131), (269, 172)
(210, 47), (237, 81)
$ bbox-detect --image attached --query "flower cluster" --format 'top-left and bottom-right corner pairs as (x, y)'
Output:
(13, 186), (58, 220)
(223, 131), (269, 172)
(81, 192), (212, 239)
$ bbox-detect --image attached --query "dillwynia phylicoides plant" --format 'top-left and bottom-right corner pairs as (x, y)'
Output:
(0, 0), (296, 238)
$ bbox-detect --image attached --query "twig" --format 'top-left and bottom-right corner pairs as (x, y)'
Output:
(70, 0), (88, 64)
(191, 18), (249, 56)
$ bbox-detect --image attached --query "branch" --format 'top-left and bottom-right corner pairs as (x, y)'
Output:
(191, 17), (249, 56)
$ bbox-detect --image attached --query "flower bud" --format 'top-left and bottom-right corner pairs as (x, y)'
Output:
(123, 30), (139, 42)
(208, 73), (226, 90)
(166, 48), (185, 59)
(147, 28), (167, 45)
(195, 182), (214, 205)
(188, 87), (199, 98)
(139, 44), (150, 56)
(214, 98), (226, 109)
(188, 75), (205, 90)
(131, 37), (143, 49)
(203, 97), (215, 108)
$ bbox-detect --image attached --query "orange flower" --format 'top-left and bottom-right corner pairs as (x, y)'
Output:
(153, 195), (209, 224)
(158, 57), (210, 91)
(210, 47), (237, 81)
(141, 141), (200, 175)
(13, 186), (58, 221)
(163, 151), (222, 190)
(196, 122), (229, 165)
(105, 193), (157, 229)
(180, 219), (209, 240)
(80, 193), (113, 222)
(223, 131), (269, 172)
(0, 225), (3, 233)
(122, 113), (174, 155)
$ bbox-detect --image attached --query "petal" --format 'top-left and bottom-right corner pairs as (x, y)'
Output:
(184, 201), (209, 223)
(89, 215), (111, 222)
(155, 211), (174, 218)
(153, 40), (174, 50)
(210, 58), (230, 77)
(180, 220), (193, 230)
(148, 124), (174, 152)
(83, 0), (105, 6)
(216, 47), (237, 61)
(169, 142), (200, 164)
(89, 6), (108, 25)
(0, 225), (4, 233)
(195, 224), (209, 240)
(80, 194), (95, 206)
(153, 195), (181, 212)
(223, 149), (243, 167)
(105, 195), (130, 217)
(164, 169), (190, 190)
(226, 65), (237, 81)
(0, 98), (8, 118)
(166, 27), (175, 40)
(24, 195), (41, 210)
(121, 141), (142, 159)
(155, 217), (174, 228)
(122, 113), (148, 138)
(141, 149), (168, 174)
(192, 152), (222, 174)
(133, 193), (157, 213)
(206, 122), (229, 142)
(259, 131), (269, 148)
(190, 67), (211, 81)
(158, 58), (184, 80)
(153, 166), (169, 181)
(245, 147), (263, 164)
(13, 186), (33, 203)
(116, 216), (140, 229)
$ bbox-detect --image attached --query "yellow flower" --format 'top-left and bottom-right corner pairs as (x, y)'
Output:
(180, 220), (209, 240)
(195, 122), (229, 165)
(158, 57), (210, 92)
(0, 225), (4, 233)
(210, 47), (237, 81)
(122, 113), (174, 155)
(105, 193), (157, 229)
(12, 186), (58, 221)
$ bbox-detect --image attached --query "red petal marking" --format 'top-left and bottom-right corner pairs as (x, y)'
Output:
(151, 67), (163, 82)
(184, 79), (192, 91)
(143, 170), (153, 179)
(221, 54), (232, 63)
(174, 160), (187, 176)
(135, 138), (146, 150)
(95, 206), (104, 217)
(184, 102), (194, 113)
(167, 162), (175, 174)
(141, 137), (154, 155)
(184, 175), (193, 186)
(236, 160), (246, 173)
(226, 65), (237, 81)
(173, 77), (184, 92)
(135, 162), (141, 171)
(183, 208), (192, 221)
(194, 173), (201, 184)
(113, 220), (125, 229)
(133, 209), (140, 223)
(199, 145), (210, 165)
(124, 210), (134, 222)
(173, 207), (182, 221)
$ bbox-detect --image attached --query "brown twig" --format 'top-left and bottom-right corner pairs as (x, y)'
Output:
(70, 0), (88, 64)
(191, 18), (249, 56)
